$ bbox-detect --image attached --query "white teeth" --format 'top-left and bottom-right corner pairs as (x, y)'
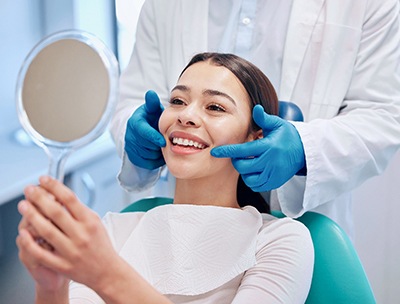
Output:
(172, 137), (205, 149)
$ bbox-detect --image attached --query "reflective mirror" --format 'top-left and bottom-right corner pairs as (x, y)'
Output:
(16, 30), (119, 181)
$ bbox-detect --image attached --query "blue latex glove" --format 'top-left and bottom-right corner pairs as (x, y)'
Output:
(124, 90), (166, 170)
(211, 105), (306, 192)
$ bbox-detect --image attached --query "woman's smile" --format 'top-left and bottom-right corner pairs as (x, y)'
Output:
(169, 131), (209, 155)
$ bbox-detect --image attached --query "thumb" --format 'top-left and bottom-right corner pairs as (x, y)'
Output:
(253, 104), (283, 132)
(145, 90), (164, 114)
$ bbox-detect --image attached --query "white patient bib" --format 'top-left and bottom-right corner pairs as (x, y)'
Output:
(118, 204), (263, 295)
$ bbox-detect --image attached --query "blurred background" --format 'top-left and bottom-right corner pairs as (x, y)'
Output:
(0, 1), (399, 303)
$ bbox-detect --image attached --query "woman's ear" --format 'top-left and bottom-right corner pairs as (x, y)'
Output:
(246, 129), (263, 142)
(254, 129), (263, 140)
(253, 129), (264, 140)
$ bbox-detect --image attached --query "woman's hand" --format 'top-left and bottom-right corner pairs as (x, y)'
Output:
(17, 176), (172, 303)
(17, 189), (70, 302)
(17, 221), (69, 292)
(16, 176), (120, 291)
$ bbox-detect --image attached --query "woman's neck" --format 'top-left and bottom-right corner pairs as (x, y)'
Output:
(173, 173), (240, 209)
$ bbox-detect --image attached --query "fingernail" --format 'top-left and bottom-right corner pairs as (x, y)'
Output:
(19, 229), (28, 239)
(25, 186), (34, 195)
(40, 176), (50, 184)
(18, 200), (28, 213)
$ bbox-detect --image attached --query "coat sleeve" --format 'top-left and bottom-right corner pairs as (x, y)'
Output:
(279, 0), (400, 217)
(109, 0), (170, 191)
(109, 0), (201, 192)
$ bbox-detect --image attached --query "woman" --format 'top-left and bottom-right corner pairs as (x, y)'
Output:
(17, 53), (314, 303)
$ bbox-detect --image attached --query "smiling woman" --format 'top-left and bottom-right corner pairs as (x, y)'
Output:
(16, 52), (314, 304)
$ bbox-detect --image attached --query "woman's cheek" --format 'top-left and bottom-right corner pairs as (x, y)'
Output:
(158, 111), (168, 136)
(214, 123), (250, 146)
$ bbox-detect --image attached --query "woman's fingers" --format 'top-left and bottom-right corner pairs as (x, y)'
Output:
(17, 229), (38, 267)
(38, 176), (92, 222)
(23, 182), (84, 240)
(18, 176), (120, 286)
(20, 181), (104, 266)
(17, 228), (73, 277)
(18, 210), (37, 235)
(17, 199), (76, 257)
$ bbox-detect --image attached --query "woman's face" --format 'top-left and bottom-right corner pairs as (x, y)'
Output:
(159, 61), (259, 181)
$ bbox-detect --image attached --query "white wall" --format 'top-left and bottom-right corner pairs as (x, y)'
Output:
(353, 151), (400, 303)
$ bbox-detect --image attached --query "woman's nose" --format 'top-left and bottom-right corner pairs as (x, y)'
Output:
(177, 105), (201, 127)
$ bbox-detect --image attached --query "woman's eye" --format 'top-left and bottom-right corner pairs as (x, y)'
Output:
(169, 98), (185, 106)
(207, 103), (226, 112)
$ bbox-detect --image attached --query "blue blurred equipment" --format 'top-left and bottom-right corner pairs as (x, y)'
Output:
(211, 103), (306, 192)
(279, 101), (304, 122)
(121, 197), (376, 304)
(124, 90), (166, 170)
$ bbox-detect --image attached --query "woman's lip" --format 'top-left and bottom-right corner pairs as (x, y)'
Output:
(169, 131), (210, 148)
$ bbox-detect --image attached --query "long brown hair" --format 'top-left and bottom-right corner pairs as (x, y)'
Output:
(179, 53), (279, 213)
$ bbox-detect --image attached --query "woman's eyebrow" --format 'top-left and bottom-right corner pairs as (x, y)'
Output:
(171, 85), (236, 106)
(203, 89), (236, 106)
(171, 84), (190, 93)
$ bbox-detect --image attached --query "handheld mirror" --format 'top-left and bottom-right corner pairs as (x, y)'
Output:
(16, 30), (119, 182)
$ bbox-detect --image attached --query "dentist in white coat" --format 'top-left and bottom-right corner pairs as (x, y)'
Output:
(110, 0), (400, 236)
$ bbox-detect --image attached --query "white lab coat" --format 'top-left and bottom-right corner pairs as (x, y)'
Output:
(110, 0), (400, 235)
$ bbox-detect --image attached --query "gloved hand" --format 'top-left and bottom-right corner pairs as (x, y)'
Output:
(211, 105), (306, 192)
(124, 90), (166, 170)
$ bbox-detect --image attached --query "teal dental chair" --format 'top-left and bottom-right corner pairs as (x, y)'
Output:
(121, 197), (376, 304)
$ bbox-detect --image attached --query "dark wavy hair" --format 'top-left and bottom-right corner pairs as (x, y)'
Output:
(180, 52), (279, 213)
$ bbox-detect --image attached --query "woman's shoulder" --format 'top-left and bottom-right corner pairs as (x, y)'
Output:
(238, 206), (313, 254)
(239, 210), (314, 303)
(257, 212), (313, 252)
(261, 211), (309, 230)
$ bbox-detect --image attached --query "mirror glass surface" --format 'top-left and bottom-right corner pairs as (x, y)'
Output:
(16, 30), (119, 181)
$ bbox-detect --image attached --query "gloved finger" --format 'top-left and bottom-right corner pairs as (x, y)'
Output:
(126, 132), (164, 159)
(251, 172), (285, 192)
(144, 90), (164, 114)
(135, 125), (166, 148)
(241, 170), (276, 192)
(251, 182), (273, 193)
(210, 139), (269, 159)
(125, 140), (165, 170)
(129, 115), (166, 148)
(149, 157), (167, 170)
(125, 141), (163, 160)
(253, 105), (283, 133)
(247, 164), (289, 191)
(231, 157), (262, 175)
(131, 153), (165, 170)
(130, 152), (165, 170)
(241, 173), (267, 191)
